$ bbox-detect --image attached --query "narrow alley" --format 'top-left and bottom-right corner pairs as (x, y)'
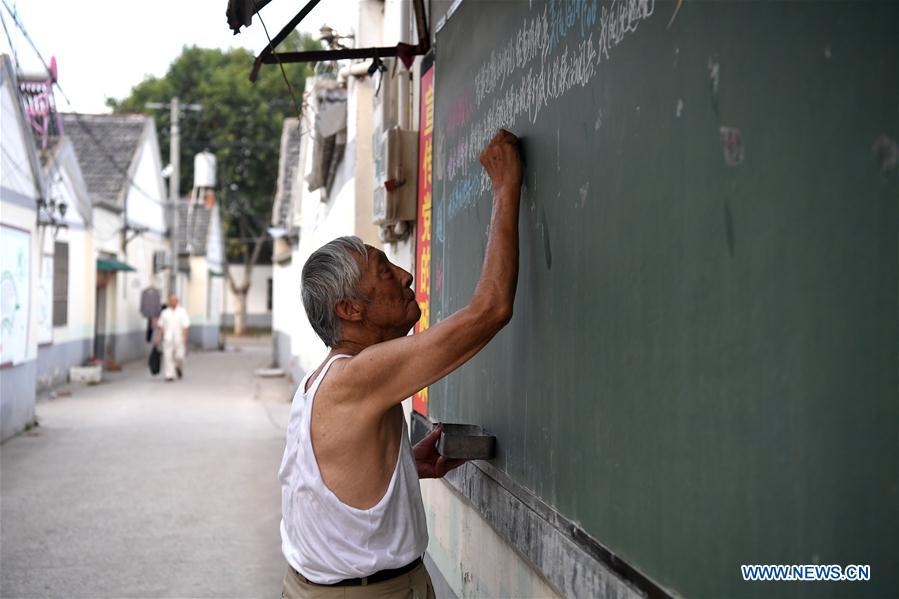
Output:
(0, 337), (292, 598)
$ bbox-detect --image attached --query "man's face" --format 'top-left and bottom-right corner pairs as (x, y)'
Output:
(169, 295), (179, 308)
(355, 245), (421, 339)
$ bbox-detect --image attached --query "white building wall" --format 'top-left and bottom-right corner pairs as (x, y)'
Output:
(0, 200), (41, 439)
(35, 201), (96, 390)
(1, 57), (42, 440)
(45, 148), (96, 344)
(92, 208), (122, 256)
(0, 202), (40, 360)
(184, 254), (222, 350)
(271, 256), (302, 380)
(64, 227), (95, 342)
(0, 85), (41, 200)
(125, 136), (167, 235)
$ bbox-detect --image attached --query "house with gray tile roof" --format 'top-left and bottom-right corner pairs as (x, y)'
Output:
(61, 114), (149, 211)
(61, 112), (171, 365)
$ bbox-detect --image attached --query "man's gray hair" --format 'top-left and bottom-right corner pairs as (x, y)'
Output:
(302, 236), (368, 347)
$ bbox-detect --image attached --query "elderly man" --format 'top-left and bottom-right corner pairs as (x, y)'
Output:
(156, 294), (189, 382)
(279, 130), (522, 598)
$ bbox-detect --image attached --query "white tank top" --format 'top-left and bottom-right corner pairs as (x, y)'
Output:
(278, 354), (428, 584)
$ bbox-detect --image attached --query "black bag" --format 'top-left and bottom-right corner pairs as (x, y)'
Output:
(148, 345), (161, 376)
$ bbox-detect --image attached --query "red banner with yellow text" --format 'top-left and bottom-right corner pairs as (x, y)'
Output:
(413, 63), (434, 416)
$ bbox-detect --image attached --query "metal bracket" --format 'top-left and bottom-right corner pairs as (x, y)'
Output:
(123, 224), (148, 247)
(245, 0), (430, 82)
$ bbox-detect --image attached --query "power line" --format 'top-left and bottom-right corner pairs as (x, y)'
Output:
(254, 7), (303, 124)
(1, 0), (165, 207)
(0, 8), (17, 66)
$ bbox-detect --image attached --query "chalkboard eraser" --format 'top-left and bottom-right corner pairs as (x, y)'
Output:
(437, 423), (496, 460)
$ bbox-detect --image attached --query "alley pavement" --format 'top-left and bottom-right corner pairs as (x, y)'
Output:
(0, 336), (294, 599)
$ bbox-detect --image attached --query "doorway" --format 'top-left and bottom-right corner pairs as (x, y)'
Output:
(93, 272), (109, 360)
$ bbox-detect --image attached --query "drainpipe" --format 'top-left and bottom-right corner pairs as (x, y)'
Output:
(397, 0), (411, 131)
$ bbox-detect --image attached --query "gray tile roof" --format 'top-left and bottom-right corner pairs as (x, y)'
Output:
(273, 118), (302, 228)
(60, 113), (148, 208)
(175, 202), (211, 256)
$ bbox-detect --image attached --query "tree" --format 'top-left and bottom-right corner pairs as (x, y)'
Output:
(108, 33), (320, 334)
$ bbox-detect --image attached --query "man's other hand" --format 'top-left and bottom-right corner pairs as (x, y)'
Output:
(413, 424), (467, 479)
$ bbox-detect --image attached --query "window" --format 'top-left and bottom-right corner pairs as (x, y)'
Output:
(52, 241), (68, 326)
(266, 278), (273, 311)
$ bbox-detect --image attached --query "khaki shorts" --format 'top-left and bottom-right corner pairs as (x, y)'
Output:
(282, 561), (436, 599)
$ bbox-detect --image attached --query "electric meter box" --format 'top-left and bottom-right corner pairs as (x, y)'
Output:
(373, 127), (419, 225)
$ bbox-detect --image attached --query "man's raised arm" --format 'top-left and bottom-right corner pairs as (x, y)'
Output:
(350, 129), (523, 411)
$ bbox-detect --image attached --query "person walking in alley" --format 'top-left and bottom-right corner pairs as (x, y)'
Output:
(279, 130), (522, 598)
(156, 294), (190, 382)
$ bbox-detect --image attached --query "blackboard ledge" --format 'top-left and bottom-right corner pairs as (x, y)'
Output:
(412, 412), (674, 599)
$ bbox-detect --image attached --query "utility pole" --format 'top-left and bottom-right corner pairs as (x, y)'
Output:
(168, 97), (180, 296)
(169, 97), (180, 208)
(146, 97), (201, 295)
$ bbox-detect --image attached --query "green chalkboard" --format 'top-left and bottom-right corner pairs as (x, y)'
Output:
(428, 1), (898, 596)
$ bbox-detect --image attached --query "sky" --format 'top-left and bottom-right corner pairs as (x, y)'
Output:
(0, 0), (356, 113)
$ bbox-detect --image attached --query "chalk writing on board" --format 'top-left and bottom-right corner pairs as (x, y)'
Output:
(474, 0), (654, 110)
(719, 127), (744, 166)
(448, 0), (656, 205)
(447, 173), (487, 220)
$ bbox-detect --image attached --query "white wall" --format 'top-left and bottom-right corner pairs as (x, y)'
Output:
(0, 202), (40, 364)
(38, 198), (95, 345)
(186, 256), (210, 326)
(1, 74), (41, 366)
(125, 135), (167, 235)
(1, 58), (42, 439)
(271, 259), (298, 333)
(92, 206), (125, 256)
(35, 197), (95, 390)
(1, 84), (42, 201)
(41, 144), (96, 345)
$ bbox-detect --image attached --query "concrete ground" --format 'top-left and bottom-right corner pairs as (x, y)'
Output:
(0, 336), (296, 599)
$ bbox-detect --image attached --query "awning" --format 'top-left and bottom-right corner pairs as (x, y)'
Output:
(97, 258), (135, 272)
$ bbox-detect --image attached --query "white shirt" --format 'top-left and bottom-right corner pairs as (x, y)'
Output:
(279, 354), (429, 584)
(158, 306), (190, 342)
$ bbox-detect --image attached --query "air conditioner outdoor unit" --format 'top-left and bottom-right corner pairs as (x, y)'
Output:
(372, 126), (418, 226)
(152, 250), (170, 273)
